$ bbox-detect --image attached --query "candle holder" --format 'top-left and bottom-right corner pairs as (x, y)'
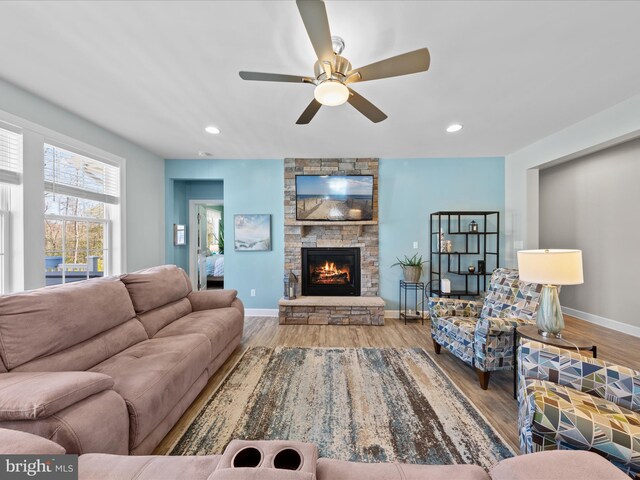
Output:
(284, 271), (298, 299)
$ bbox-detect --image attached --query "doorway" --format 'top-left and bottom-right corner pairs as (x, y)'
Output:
(189, 200), (224, 290)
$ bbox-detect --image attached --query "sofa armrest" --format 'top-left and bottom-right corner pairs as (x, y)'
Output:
(518, 340), (640, 413)
(0, 428), (66, 454)
(0, 372), (114, 421)
(427, 297), (482, 319)
(188, 289), (238, 312)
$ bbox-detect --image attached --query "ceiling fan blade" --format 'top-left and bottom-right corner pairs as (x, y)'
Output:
(239, 71), (314, 83)
(347, 48), (431, 83)
(296, 99), (322, 124)
(347, 88), (387, 123)
(296, 0), (334, 65)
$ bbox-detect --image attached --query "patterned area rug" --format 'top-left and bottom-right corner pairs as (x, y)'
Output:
(170, 347), (514, 467)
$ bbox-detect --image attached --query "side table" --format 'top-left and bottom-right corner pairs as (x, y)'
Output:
(513, 325), (597, 399)
(399, 280), (425, 325)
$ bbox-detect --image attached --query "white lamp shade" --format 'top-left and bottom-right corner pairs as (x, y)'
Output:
(517, 249), (584, 285)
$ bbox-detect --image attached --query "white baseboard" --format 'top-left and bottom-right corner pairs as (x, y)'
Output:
(385, 310), (399, 319)
(245, 308), (279, 317)
(563, 307), (640, 338)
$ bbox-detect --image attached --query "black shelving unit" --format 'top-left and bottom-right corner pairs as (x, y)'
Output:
(429, 211), (499, 298)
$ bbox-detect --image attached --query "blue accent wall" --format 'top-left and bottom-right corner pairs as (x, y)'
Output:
(379, 157), (505, 310)
(165, 157), (504, 311)
(165, 160), (284, 309)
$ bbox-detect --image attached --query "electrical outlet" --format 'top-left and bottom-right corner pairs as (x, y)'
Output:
(413, 241), (418, 249)
(250, 289), (256, 297)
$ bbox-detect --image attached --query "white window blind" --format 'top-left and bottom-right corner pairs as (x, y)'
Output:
(0, 125), (21, 185)
(44, 144), (120, 205)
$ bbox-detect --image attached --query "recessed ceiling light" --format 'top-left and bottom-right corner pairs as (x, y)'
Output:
(205, 125), (221, 135)
(446, 123), (463, 133)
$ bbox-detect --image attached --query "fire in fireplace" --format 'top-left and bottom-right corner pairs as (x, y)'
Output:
(301, 247), (360, 296)
(312, 260), (351, 284)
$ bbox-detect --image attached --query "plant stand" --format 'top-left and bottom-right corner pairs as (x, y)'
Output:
(399, 280), (425, 325)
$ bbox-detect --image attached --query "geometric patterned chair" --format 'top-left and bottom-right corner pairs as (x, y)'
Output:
(429, 268), (542, 389)
(518, 340), (640, 478)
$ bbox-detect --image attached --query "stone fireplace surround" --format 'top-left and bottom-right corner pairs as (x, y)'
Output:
(279, 158), (384, 325)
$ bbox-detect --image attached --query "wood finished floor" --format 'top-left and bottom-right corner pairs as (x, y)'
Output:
(154, 314), (640, 455)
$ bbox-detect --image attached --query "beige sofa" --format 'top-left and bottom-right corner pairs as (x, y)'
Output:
(0, 265), (244, 455)
(0, 431), (628, 480)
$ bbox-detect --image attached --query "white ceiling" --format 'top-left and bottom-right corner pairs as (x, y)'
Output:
(1, 1), (639, 160)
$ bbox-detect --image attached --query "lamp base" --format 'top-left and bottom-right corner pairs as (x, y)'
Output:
(538, 329), (562, 339)
(536, 285), (564, 337)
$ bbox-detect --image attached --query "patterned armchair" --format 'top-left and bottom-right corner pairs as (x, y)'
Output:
(518, 340), (640, 478)
(428, 268), (542, 389)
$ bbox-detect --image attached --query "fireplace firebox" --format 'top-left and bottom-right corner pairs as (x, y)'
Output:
(301, 247), (360, 296)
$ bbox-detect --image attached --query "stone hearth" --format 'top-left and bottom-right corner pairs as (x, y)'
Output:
(279, 296), (385, 325)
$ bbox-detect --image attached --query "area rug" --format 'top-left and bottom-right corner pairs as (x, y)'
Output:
(169, 347), (514, 467)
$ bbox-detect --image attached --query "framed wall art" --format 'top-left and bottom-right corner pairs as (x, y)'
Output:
(234, 214), (271, 251)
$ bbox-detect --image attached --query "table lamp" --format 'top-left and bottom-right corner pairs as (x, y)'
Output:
(517, 249), (584, 338)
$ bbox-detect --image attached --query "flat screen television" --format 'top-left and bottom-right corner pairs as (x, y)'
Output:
(296, 175), (374, 221)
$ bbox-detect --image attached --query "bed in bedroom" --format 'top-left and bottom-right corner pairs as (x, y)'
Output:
(205, 254), (224, 289)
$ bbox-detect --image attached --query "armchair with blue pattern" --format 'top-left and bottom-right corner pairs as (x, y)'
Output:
(428, 268), (542, 389)
(518, 340), (640, 478)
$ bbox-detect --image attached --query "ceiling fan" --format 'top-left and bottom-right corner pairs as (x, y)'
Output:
(239, 0), (430, 124)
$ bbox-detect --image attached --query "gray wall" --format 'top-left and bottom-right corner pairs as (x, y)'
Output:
(0, 78), (165, 274)
(539, 137), (640, 329)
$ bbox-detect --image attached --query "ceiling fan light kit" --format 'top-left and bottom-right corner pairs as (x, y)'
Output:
(314, 80), (349, 106)
(239, 0), (430, 124)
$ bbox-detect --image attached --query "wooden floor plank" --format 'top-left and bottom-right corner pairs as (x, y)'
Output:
(154, 314), (640, 455)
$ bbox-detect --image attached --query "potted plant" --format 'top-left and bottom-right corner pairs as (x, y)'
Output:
(391, 253), (427, 282)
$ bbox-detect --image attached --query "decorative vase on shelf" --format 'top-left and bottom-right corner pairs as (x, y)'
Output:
(403, 266), (422, 283)
(468, 265), (475, 273)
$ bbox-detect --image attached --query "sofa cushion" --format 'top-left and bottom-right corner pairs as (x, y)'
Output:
(525, 379), (640, 475)
(79, 454), (221, 480)
(0, 428), (66, 455)
(90, 334), (210, 449)
(316, 459), (489, 480)
(12, 319), (148, 373)
(489, 450), (630, 480)
(154, 308), (243, 362)
(120, 265), (192, 314)
(0, 371), (114, 421)
(0, 277), (136, 370)
(137, 297), (192, 338)
(209, 470), (314, 480)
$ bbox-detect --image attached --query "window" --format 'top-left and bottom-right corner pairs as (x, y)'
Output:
(44, 143), (120, 285)
(0, 124), (22, 294)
